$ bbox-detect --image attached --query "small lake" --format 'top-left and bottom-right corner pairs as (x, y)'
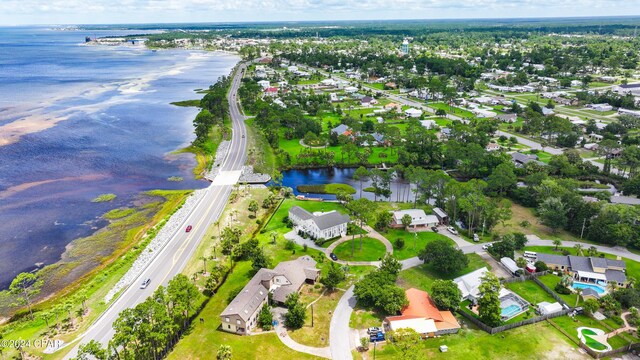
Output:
(280, 167), (418, 202)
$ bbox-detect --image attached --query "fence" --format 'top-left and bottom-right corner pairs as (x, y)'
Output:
(457, 308), (572, 335)
(579, 342), (640, 359)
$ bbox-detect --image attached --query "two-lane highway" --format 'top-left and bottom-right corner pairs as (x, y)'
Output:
(63, 62), (249, 358)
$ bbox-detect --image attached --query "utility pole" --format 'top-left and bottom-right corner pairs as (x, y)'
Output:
(311, 303), (314, 327)
(580, 218), (586, 239)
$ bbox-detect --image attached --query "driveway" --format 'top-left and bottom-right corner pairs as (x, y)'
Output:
(438, 226), (475, 248)
(477, 251), (513, 278)
(272, 307), (331, 359)
(284, 229), (325, 252)
(330, 285), (357, 360)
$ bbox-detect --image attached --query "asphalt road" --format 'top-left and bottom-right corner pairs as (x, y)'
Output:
(62, 62), (248, 358)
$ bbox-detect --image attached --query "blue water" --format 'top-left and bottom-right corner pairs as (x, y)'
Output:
(501, 304), (522, 318)
(573, 282), (606, 294)
(0, 26), (239, 288)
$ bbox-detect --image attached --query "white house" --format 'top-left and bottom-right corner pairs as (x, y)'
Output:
(344, 86), (359, 93)
(289, 206), (349, 240)
(321, 78), (336, 87)
(537, 302), (563, 315)
(486, 143), (501, 152)
(453, 267), (489, 302)
(588, 103), (613, 112)
(287, 65), (299, 73)
(420, 120), (437, 129)
(542, 107), (555, 116)
(405, 108), (422, 118)
(258, 80), (270, 89)
(390, 209), (438, 229)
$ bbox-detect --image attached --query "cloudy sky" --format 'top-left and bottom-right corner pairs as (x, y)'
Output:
(0, 0), (638, 25)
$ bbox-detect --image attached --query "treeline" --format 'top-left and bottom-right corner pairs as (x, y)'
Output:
(193, 76), (230, 149)
(72, 275), (203, 360)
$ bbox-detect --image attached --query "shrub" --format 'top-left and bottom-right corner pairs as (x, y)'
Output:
(561, 249), (570, 256)
(303, 244), (308, 252)
(555, 283), (572, 295)
(285, 240), (296, 250)
(395, 238), (405, 249)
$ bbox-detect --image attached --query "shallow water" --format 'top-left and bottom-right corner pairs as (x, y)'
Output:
(0, 26), (239, 288)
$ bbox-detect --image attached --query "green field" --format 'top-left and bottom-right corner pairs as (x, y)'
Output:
(398, 253), (490, 291)
(504, 280), (558, 305)
(334, 237), (387, 261)
(383, 229), (455, 260)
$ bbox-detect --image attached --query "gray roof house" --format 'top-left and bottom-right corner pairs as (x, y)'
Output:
(495, 113), (517, 123)
(331, 124), (351, 136)
(536, 253), (627, 290)
(220, 256), (319, 335)
(511, 152), (545, 168)
(289, 206), (350, 240)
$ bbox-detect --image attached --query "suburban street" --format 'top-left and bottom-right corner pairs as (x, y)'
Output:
(62, 62), (248, 358)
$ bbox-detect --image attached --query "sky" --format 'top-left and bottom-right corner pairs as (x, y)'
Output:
(0, 0), (639, 25)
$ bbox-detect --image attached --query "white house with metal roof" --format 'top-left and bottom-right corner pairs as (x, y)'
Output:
(390, 209), (438, 229)
(289, 206), (349, 240)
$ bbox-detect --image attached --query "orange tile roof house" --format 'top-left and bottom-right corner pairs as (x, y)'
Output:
(384, 288), (460, 338)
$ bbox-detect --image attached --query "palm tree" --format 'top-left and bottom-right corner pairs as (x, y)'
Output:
(200, 256), (208, 274)
(553, 239), (562, 251)
(607, 281), (618, 294)
(214, 220), (221, 236)
(575, 288), (583, 308)
(270, 231), (278, 245)
(627, 277), (636, 289)
(40, 311), (51, 328)
(574, 244), (583, 256)
(588, 246), (598, 257)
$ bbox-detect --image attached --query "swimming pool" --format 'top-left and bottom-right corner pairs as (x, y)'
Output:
(501, 304), (522, 318)
(573, 282), (606, 295)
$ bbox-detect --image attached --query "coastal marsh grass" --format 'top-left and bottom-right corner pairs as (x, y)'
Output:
(170, 99), (201, 107)
(104, 207), (136, 220)
(91, 193), (116, 202)
(177, 124), (224, 179)
(0, 190), (192, 360)
(296, 183), (356, 195)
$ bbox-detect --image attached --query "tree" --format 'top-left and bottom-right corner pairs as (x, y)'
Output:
(379, 253), (402, 277)
(538, 197), (568, 233)
(389, 327), (421, 360)
(512, 232), (528, 250)
(9, 272), (42, 319)
(401, 214), (412, 229)
(248, 199), (259, 218)
(359, 336), (370, 351)
(74, 340), (107, 360)
(284, 293), (307, 329)
(217, 345), (233, 360)
(487, 163), (517, 196)
(321, 262), (346, 290)
(431, 280), (462, 311)
(251, 247), (271, 274)
(478, 272), (502, 327)
(258, 304), (273, 330)
(516, 257), (528, 268)
(552, 239), (562, 251)
(353, 166), (370, 197)
(574, 244), (584, 256)
(583, 298), (599, 316)
(419, 239), (468, 275)
(488, 239), (514, 259)
(375, 210), (393, 231)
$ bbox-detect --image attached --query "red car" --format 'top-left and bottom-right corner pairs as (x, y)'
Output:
(186, 225), (193, 232)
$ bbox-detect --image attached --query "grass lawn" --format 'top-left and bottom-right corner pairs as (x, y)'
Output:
(349, 305), (386, 329)
(382, 229), (455, 260)
(504, 280), (558, 305)
(523, 150), (553, 164)
(535, 274), (581, 306)
(245, 118), (277, 174)
(428, 102), (474, 118)
(367, 83), (385, 90)
(373, 321), (582, 360)
(550, 314), (610, 345)
(493, 203), (583, 243)
(334, 237), (387, 261)
(288, 286), (342, 347)
(397, 254), (490, 291)
(166, 261), (320, 360)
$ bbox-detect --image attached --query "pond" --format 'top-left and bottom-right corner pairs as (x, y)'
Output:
(279, 167), (418, 202)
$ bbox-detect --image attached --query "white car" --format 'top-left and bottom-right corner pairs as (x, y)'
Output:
(482, 244), (493, 250)
(473, 234), (480, 242)
(446, 226), (458, 235)
(140, 278), (151, 289)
